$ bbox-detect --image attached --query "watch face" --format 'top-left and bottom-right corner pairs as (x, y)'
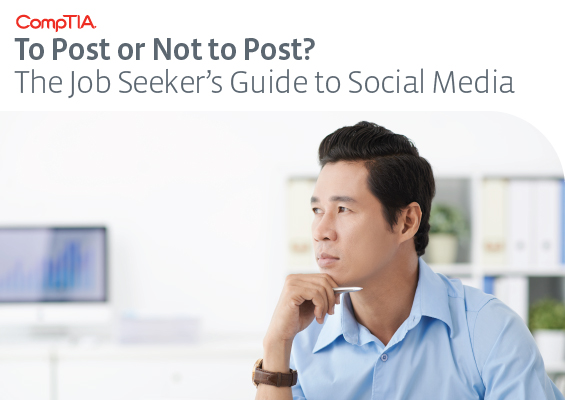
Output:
(252, 358), (262, 387)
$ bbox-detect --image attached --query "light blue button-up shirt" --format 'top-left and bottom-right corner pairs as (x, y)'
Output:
(289, 257), (564, 399)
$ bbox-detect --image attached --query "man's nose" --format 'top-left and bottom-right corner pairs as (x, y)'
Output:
(312, 213), (337, 241)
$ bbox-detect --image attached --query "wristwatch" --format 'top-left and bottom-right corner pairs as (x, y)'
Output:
(252, 358), (298, 388)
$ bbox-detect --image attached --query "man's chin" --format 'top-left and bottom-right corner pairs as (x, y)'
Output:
(318, 268), (352, 287)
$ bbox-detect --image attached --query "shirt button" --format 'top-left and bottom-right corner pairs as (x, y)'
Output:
(381, 353), (388, 362)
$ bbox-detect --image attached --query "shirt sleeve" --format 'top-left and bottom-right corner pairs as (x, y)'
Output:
(289, 346), (307, 400)
(473, 298), (565, 400)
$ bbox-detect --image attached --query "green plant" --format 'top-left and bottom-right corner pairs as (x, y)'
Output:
(529, 299), (565, 331)
(429, 203), (468, 237)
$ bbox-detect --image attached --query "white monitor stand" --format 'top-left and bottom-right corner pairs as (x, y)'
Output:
(0, 303), (113, 343)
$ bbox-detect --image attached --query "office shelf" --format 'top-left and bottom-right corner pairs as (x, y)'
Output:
(482, 269), (565, 277)
(428, 264), (473, 276)
(429, 264), (565, 278)
(545, 363), (565, 375)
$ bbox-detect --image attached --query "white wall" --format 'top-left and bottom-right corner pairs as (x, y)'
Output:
(0, 112), (561, 335)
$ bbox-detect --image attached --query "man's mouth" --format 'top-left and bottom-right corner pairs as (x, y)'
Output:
(317, 252), (340, 267)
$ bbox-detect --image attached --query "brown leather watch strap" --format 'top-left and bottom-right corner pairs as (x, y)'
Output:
(254, 367), (298, 387)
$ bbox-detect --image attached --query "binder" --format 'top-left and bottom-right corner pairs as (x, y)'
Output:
(287, 179), (317, 272)
(533, 179), (561, 268)
(483, 276), (495, 295)
(482, 179), (508, 267)
(494, 276), (529, 323)
(508, 180), (535, 270)
(561, 179), (565, 265)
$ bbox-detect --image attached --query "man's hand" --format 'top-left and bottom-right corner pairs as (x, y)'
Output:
(255, 274), (341, 399)
(264, 273), (341, 345)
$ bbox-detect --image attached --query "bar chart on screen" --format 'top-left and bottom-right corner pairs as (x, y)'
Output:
(0, 228), (106, 302)
(0, 241), (94, 297)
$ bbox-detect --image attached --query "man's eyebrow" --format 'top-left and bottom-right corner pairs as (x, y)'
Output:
(310, 196), (356, 203)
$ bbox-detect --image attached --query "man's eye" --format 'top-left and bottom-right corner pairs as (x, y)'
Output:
(338, 206), (349, 213)
(312, 208), (323, 214)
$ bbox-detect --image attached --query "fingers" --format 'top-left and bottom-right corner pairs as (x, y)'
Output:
(284, 273), (342, 324)
(306, 285), (328, 323)
(318, 273), (341, 309)
(322, 274), (340, 294)
(299, 279), (337, 323)
(317, 275), (337, 315)
(287, 280), (328, 322)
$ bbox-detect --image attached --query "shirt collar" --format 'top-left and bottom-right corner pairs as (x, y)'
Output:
(417, 257), (454, 338)
(312, 257), (454, 354)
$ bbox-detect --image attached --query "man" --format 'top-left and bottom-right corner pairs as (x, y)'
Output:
(253, 121), (564, 399)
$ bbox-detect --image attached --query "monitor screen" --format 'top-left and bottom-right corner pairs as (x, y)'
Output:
(0, 227), (107, 302)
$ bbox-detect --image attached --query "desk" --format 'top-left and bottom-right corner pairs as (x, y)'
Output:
(3, 336), (565, 399)
(0, 333), (263, 400)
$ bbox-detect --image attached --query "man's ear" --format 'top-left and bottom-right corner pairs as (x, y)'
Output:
(398, 202), (422, 240)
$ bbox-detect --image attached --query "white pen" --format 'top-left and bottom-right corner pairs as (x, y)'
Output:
(332, 287), (363, 295)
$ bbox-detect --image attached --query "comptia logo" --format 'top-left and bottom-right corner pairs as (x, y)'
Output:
(16, 15), (96, 32)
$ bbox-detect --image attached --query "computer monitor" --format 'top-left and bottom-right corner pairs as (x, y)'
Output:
(0, 227), (107, 303)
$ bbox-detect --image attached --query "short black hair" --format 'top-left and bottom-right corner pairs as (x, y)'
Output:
(318, 121), (435, 257)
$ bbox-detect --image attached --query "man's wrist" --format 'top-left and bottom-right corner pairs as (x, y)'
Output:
(262, 337), (293, 373)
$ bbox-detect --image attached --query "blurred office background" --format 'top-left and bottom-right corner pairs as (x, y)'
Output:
(0, 112), (563, 399)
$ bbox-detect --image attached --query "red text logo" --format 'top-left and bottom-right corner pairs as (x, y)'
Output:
(16, 15), (96, 32)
